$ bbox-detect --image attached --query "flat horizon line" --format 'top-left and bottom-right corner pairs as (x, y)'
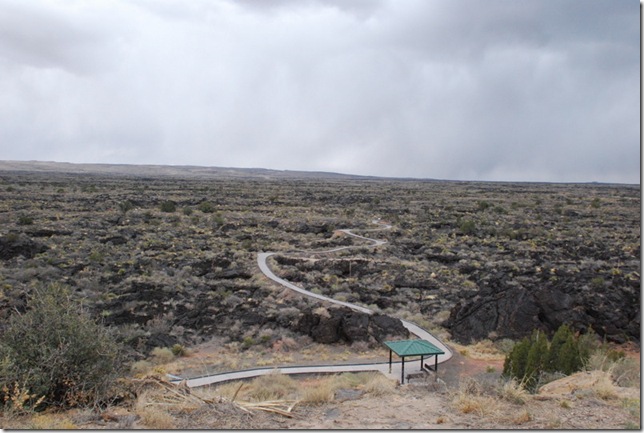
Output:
(0, 159), (639, 186)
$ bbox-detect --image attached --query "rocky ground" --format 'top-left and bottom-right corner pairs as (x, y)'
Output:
(0, 166), (639, 363)
(0, 163), (640, 429)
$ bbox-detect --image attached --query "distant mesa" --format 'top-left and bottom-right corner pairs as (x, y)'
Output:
(0, 160), (386, 181)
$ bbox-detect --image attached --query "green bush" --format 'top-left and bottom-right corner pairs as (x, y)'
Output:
(151, 347), (175, 364)
(459, 220), (476, 235)
(171, 344), (187, 357)
(17, 215), (34, 226)
(503, 324), (597, 392)
(198, 201), (215, 213)
(0, 284), (123, 409)
(118, 200), (134, 214)
(159, 200), (177, 213)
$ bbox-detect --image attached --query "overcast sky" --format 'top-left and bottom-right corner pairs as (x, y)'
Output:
(0, 0), (639, 183)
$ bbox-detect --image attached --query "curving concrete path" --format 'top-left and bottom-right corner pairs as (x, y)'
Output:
(171, 220), (452, 388)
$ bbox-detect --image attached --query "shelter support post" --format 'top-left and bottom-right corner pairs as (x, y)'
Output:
(401, 356), (405, 384)
(389, 349), (392, 374)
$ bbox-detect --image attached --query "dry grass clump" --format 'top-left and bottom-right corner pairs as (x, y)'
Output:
(135, 393), (176, 429)
(151, 347), (175, 364)
(497, 378), (529, 405)
(202, 370), (395, 410)
(590, 373), (619, 400)
(239, 371), (300, 402)
(361, 373), (398, 396)
(28, 412), (79, 429)
(452, 392), (500, 417)
(585, 349), (640, 388)
(0, 411), (78, 430)
(450, 339), (506, 361)
(451, 378), (498, 416)
(512, 409), (532, 425)
(299, 378), (336, 405)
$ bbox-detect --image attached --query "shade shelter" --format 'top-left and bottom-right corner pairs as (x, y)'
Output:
(384, 339), (445, 384)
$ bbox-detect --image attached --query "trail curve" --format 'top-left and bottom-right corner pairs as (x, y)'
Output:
(171, 221), (452, 388)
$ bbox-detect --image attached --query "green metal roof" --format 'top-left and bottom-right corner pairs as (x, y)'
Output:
(384, 339), (445, 357)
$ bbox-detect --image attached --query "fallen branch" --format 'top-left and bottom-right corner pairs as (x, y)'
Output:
(238, 400), (299, 418)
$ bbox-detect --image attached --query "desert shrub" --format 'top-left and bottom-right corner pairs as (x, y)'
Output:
(586, 349), (640, 388)
(244, 372), (298, 401)
(503, 324), (597, 392)
(459, 220), (476, 235)
(118, 200), (134, 214)
(212, 212), (225, 226)
(0, 284), (123, 408)
(241, 336), (255, 350)
(451, 378), (501, 417)
(362, 373), (397, 396)
(135, 392), (175, 429)
(590, 276), (605, 289)
(17, 214), (34, 226)
(151, 347), (175, 364)
(477, 200), (491, 211)
(171, 344), (188, 357)
(159, 200), (177, 213)
(498, 378), (528, 405)
(300, 380), (335, 405)
(610, 357), (640, 388)
(198, 201), (215, 213)
(130, 360), (153, 376)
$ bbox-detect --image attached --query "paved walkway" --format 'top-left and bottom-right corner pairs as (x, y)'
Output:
(171, 220), (452, 388)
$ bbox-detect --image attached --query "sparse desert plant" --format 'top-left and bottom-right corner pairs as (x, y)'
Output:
(459, 219), (476, 235)
(159, 200), (177, 213)
(451, 378), (501, 417)
(361, 373), (397, 396)
(119, 200), (134, 214)
(512, 409), (532, 425)
(591, 372), (619, 400)
(171, 344), (188, 357)
(243, 371), (299, 402)
(28, 413), (78, 429)
(17, 214), (34, 225)
(497, 378), (528, 405)
(610, 357), (640, 388)
(151, 347), (175, 364)
(300, 379), (335, 405)
(198, 201), (215, 213)
(504, 324), (597, 391)
(131, 360), (153, 376)
(0, 284), (123, 408)
(135, 391), (175, 429)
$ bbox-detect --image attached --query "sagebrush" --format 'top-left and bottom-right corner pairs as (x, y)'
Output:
(0, 284), (124, 409)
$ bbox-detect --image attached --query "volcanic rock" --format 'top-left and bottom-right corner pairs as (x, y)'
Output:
(0, 234), (48, 260)
(296, 306), (409, 345)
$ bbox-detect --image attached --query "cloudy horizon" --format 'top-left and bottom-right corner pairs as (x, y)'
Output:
(0, 0), (640, 184)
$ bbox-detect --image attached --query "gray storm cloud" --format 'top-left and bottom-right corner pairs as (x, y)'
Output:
(0, 0), (639, 183)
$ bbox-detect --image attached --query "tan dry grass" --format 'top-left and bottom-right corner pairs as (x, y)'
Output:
(498, 378), (529, 405)
(241, 371), (300, 402)
(362, 373), (398, 396)
(299, 378), (336, 405)
(134, 392), (176, 429)
(450, 339), (506, 361)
